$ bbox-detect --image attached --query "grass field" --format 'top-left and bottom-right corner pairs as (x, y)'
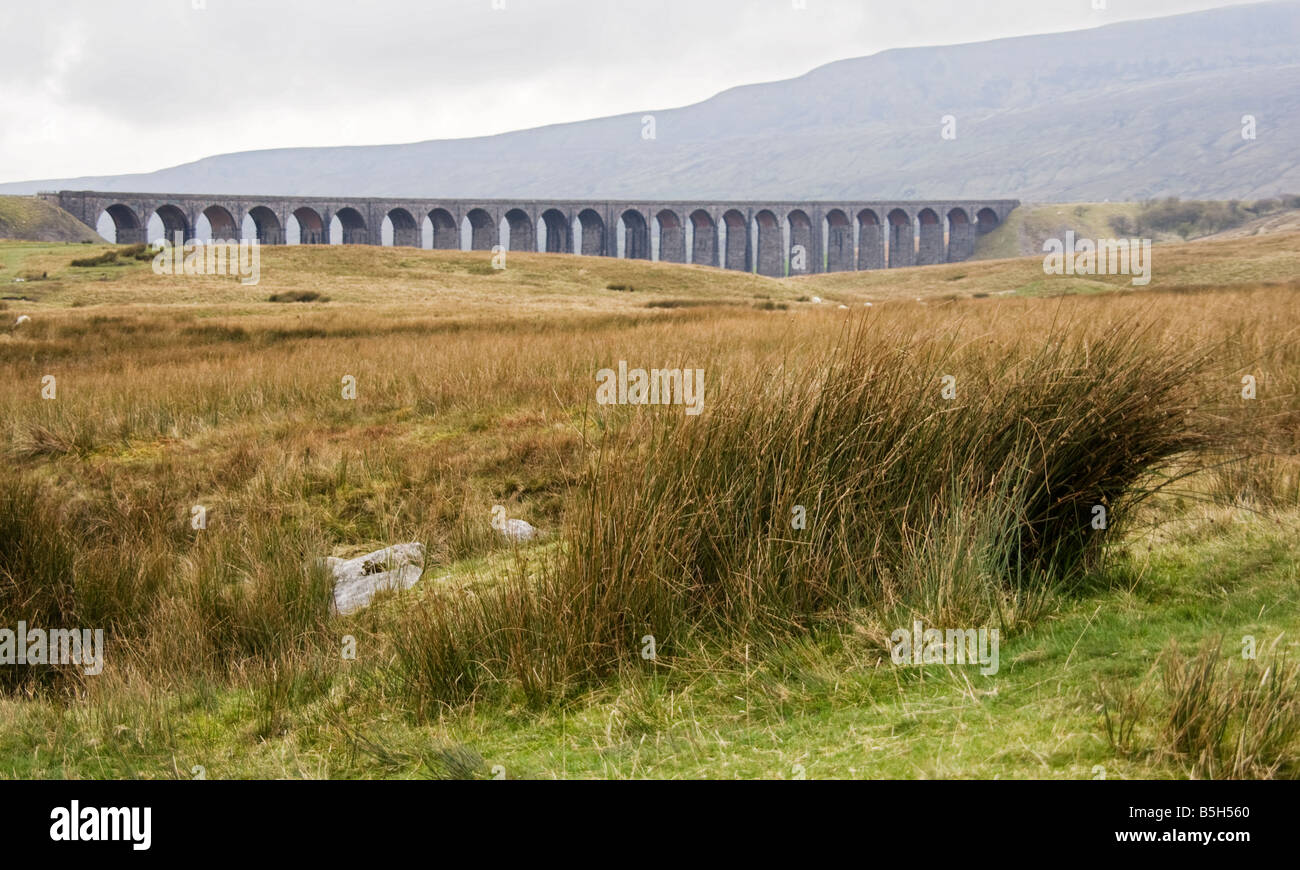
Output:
(1, 235), (1297, 779)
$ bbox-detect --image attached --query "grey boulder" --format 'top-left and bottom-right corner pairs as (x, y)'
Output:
(326, 543), (425, 616)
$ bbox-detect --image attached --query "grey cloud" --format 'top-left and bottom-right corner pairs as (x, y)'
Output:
(0, 0), (1271, 180)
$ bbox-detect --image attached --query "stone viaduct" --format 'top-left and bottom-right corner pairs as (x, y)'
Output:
(44, 191), (1020, 276)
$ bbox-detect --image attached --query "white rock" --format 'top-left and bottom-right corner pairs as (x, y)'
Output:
(499, 518), (537, 543)
(325, 542), (425, 616)
(837, 304), (848, 309)
(863, 301), (873, 307)
(810, 296), (822, 304)
(15, 315), (31, 325)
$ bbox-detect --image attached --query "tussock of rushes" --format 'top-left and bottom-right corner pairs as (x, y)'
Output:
(1103, 641), (1300, 779)
(1160, 642), (1300, 779)
(394, 318), (1215, 712)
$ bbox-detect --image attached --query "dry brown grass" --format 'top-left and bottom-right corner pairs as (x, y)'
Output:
(0, 239), (1295, 715)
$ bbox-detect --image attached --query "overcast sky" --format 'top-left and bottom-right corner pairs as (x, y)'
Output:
(0, 0), (1269, 183)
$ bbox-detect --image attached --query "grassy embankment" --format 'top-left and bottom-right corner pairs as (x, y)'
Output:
(0, 196), (99, 244)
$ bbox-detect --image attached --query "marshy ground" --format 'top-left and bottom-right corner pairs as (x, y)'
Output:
(1, 234), (1297, 779)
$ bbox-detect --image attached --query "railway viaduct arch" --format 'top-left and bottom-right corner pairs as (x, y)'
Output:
(44, 192), (1019, 276)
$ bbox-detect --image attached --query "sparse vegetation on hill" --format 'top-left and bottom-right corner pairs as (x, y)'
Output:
(973, 200), (1300, 261)
(1110, 195), (1300, 240)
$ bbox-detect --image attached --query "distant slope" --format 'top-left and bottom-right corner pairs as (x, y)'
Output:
(800, 228), (1300, 303)
(974, 204), (1150, 260)
(0, 196), (99, 242)
(975, 199), (1300, 259)
(2, 1), (1299, 201)
(1200, 208), (1300, 240)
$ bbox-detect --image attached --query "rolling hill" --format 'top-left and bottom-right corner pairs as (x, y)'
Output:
(2, 1), (1298, 201)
